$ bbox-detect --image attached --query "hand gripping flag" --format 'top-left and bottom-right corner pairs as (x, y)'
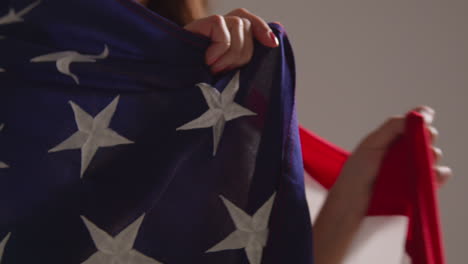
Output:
(0, 0), (314, 263)
(300, 111), (446, 264)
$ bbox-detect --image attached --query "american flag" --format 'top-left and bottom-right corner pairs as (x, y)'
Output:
(0, 0), (446, 264)
(0, 0), (313, 263)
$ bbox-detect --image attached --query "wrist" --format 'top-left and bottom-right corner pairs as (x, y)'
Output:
(328, 178), (372, 217)
(313, 185), (371, 264)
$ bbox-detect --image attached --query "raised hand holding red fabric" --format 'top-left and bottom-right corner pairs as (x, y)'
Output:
(311, 106), (452, 264)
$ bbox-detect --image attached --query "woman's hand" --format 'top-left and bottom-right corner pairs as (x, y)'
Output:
(313, 106), (452, 264)
(335, 106), (451, 204)
(184, 8), (279, 74)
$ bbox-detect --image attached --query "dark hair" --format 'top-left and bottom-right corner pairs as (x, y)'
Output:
(147, 0), (208, 26)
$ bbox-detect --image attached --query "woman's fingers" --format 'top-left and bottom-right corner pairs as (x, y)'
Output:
(411, 106), (453, 186)
(413, 105), (435, 125)
(358, 106), (452, 188)
(411, 106), (439, 142)
(211, 16), (246, 73)
(359, 116), (405, 151)
(226, 8), (279, 48)
(435, 166), (453, 185)
(212, 18), (255, 73)
(184, 15), (231, 65)
(237, 18), (254, 69)
(185, 9), (278, 74)
(428, 126), (439, 142)
(431, 144), (452, 186)
(432, 146), (443, 162)
(184, 14), (255, 74)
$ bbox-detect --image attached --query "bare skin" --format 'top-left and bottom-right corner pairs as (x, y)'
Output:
(135, 1), (278, 73)
(136, 1), (453, 263)
(183, 8), (279, 73)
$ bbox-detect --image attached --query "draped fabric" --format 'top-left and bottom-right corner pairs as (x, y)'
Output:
(0, 0), (313, 263)
(300, 111), (446, 264)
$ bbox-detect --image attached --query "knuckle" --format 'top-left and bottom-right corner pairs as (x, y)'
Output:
(429, 126), (439, 137)
(389, 115), (403, 121)
(228, 16), (243, 27)
(372, 115), (405, 137)
(384, 116), (403, 125)
(209, 15), (224, 25)
(241, 18), (252, 28)
(432, 146), (443, 158)
(234, 8), (250, 14)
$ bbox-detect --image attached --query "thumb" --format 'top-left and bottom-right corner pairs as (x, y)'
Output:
(358, 116), (406, 152)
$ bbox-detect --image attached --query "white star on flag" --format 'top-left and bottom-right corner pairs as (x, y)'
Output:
(30, 45), (109, 84)
(0, 233), (11, 263)
(0, 124), (8, 169)
(177, 71), (256, 155)
(81, 214), (162, 264)
(0, 0), (41, 25)
(48, 96), (134, 178)
(206, 193), (276, 264)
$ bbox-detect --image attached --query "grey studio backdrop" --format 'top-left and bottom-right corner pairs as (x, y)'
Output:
(212, 1), (468, 263)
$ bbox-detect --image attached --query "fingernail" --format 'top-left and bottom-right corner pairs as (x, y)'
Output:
(436, 166), (453, 178)
(422, 112), (434, 124)
(269, 31), (279, 47)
